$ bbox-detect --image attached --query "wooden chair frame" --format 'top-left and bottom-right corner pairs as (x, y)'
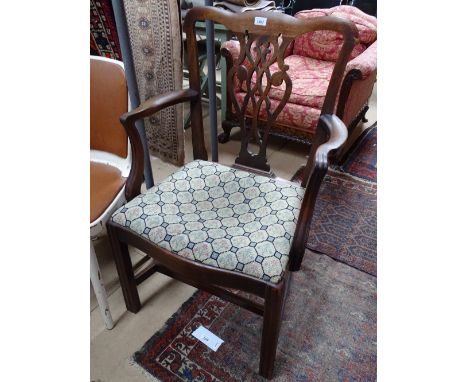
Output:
(107, 7), (357, 379)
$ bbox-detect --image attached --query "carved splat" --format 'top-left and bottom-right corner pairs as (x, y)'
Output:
(227, 31), (295, 174)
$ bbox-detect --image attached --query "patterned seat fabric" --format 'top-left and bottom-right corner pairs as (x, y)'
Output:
(111, 160), (305, 283)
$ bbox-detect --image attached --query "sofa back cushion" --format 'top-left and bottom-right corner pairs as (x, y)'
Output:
(292, 5), (377, 62)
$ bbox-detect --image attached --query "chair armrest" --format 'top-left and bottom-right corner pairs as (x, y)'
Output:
(314, 114), (349, 167)
(120, 89), (198, 124)
(302, 114), (348, 189)
(289, 114), (348, 271)
(120, 89), (199, 201)
(345, 40), (377, 80)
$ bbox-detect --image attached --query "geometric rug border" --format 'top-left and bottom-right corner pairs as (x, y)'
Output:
(132, 290), (206, 381)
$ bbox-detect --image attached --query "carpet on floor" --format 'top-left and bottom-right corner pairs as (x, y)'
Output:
(341, 124), (377, 182)
(291, 125), (377, 276)
(133, 251), (376, 381)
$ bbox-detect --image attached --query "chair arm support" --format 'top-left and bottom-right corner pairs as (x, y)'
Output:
(120, 89), (199, 201)
(345, 40), (377, 80)
(289, 114), (348, 271)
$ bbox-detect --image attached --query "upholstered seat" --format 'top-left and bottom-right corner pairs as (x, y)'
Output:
(111, 160), (305, 283)
(90, 161), (126, 223)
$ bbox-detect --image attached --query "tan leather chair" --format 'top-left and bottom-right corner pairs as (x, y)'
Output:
(90, 56), (132, 329)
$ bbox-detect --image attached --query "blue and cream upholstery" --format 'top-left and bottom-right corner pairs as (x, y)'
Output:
(111, 160), (305, 283)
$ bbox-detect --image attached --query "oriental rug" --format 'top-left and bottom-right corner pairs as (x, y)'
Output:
(291, 125), (377, 276)
(123, 0), (184, 165)
(90, 0), (122, 60)
(341, 124), (377, 182)
(133, 251), (377, 381)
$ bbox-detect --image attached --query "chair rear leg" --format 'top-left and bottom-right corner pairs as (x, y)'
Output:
(107, 225), (141, 313)
(90, 241), (114, 329)
(259, 284), (285, 379)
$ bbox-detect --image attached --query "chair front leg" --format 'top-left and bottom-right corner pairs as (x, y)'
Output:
(107, 224), (141, 313)
(259, 283), (285, 379)
(90, 241), (114, 330)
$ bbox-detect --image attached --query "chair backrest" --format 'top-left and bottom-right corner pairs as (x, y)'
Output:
(90, 56), (129, 159)
(183, 7), (358, 174)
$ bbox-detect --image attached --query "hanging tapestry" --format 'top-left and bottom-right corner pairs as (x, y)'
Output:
(122, 0), (184, 165)
(90, 0), (122, 60)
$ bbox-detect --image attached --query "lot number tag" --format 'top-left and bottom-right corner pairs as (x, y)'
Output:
(254, 17), (268, 27)
(192, 325), (224, 351)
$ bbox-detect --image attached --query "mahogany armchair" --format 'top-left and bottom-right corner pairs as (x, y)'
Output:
(107, 7), (357, 379)
(219, 5), (376, 162)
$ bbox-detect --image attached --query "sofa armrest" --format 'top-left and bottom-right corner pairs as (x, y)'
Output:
(345, 40), (377, 80)
(221, 40), (241, 63)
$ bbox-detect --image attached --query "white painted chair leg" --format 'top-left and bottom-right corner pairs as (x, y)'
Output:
(90, 241), (114, 329)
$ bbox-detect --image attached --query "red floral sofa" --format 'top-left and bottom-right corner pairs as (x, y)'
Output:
(218, 5), (377, 149)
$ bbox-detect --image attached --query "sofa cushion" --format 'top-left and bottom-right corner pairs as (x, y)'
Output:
(242, 55), (335, 110)
(111, 160), (305, 283)
(293, 5), (377, 62)
(235, 92), (322, 132)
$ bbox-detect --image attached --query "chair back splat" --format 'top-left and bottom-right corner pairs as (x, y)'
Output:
(183, 7), (358, 175)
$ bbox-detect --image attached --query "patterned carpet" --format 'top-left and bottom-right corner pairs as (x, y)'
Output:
(131, 126), (377, 381)
(292, 125), (377, 276)
(133, 252), (377, 381)
(341, 125), (377, 182)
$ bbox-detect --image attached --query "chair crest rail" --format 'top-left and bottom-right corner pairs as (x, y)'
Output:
(183, 7), (358, 174)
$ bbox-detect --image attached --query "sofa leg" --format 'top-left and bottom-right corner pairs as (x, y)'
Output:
(361, 105), (369, 123)
(218, 121), (235, 143)
(333, 105), (371, 165)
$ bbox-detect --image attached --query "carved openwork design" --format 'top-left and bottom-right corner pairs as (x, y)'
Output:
(228, 32), (295, 173)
